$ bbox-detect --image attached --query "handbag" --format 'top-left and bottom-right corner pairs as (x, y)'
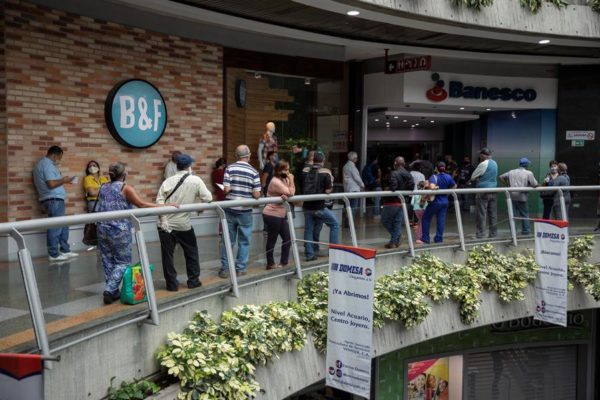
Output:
(82, 187), (102, 246)
(120, 262), (155, 305)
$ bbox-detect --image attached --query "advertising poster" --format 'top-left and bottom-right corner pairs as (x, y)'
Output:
(407, 358), (450, 400)
(534, 219), (569, 327)
(0, 354), (44, 400)
(325, 244), (376, 398)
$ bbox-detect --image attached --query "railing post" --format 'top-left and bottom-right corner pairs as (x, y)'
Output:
(129, 215), (159, 325)
(215, 206), (239, 297)
(558, 189), (568, 222)
(342, 196), (358, 247)
(504, 191), (518, 247)
(9, 228), (52, 366)
(451, 192), (466, 252)
(399, 194), (415, 257)
(284, 201), (302, 279)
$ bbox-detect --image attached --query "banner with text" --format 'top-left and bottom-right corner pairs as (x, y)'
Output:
(326, 244), (376, 398)
(534, 219), (569, 327)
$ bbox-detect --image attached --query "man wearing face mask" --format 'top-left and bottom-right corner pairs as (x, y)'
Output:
(156, 154), (212, 291)
(258, 121), (278, 169)
(33, 145), (79, 262)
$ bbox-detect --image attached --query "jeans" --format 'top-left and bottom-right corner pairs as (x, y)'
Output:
(372, 186), (381, 216)
(263, 214), (291, 266)
(458, 192), (473, 212)
(42, 199), (70, 257)
(542, 198), (554, 219)
(381, 205), (403, 245)
(158, 228), (200, 290)
(304, 208), (339, 259)
(512, 200), (531, 234)
(476, 193), (497, 238)
(220, 211), (253, 272)
(421, 202), (448, 243)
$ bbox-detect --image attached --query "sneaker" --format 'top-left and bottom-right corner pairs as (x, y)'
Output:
(266, 264), (277, 270)
(415, 239), (425, 245)
(187, 281), (202, 289)
(103, 290), (120, 305)
(305, 255), (317, 262)
(384, 243), (399, 249)
(49, 253), (69, 262)
(218, 270), (229, 279)
(60, 251), (79, 258)
(236, 270), (247, 277)
(277, 264), (288, 269)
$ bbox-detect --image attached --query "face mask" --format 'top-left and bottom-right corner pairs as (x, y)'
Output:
(88, 166), (99, 174)
(550, 167), (558, 173)
(280, 173), (288, 179)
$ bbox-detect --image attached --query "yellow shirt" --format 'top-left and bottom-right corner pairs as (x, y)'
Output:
(83, 175), (109, 201)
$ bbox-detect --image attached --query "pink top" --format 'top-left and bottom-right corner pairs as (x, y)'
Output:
(263, 176), (295, 218)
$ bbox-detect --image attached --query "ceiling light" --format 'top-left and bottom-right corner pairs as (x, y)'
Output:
(511, 111), (517, 119)
(402, 120), (408, 123)
(486, 108), (491, 111)
(459, 107), (465, 110)
(374, 119), (379, 122)
(254, 72), (261, 79)
(415, 123), (419, 126)
(430, 120), (435, 123)
(538, 39), (550, 45)
(393, 116), (399, 119)
(411, 125), (415, 128)
(347, 10), (360, 16)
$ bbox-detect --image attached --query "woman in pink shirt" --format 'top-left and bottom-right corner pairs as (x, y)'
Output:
(262, 160), (295, 269)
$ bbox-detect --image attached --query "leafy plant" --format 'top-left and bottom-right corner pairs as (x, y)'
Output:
(450, 0), (494, 10)
(590, 0), (600, 12)
(520, 0), (568, 13)
(106, 377), (159, 400)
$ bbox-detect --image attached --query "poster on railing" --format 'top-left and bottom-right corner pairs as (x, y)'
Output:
(0, 354), (44, 400)
(533, 219), (569, 327)
(326, 244), (376, 398)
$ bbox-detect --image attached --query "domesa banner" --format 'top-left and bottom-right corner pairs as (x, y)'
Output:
(325, 244), (376, 398)
(533, 219), (569, 327)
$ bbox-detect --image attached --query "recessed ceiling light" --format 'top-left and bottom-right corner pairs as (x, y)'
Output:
(538, 39), (550, 44)
(459, 107), (465, 110)
(430, 120), (435, 123)
(347, 10), (360, 16)
(415, 123), (419, 126)
(486, 108), (491, 111)
(393, 116), (399, 119)
(374, 119), (379, 122)
(411, 125), (415, 128)
(402, 119), (408, 123)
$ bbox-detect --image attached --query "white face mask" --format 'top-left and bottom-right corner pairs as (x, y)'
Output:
(88, 166), (99, 174)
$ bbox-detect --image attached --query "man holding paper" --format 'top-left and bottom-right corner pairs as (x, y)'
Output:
(33, 145), (79, 262)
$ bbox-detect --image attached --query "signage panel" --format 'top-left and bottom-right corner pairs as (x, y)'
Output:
(386, 55), (431, 74)
(0, 354), (44, 400)
(533, 219), (569, 327)
(105, 79), (168, 149)
(566, 130), (595, 140)
(326, 244), (376, 398)
(403, 71), (558, 109)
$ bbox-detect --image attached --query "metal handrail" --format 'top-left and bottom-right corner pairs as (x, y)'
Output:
(4, 184), (597, 361)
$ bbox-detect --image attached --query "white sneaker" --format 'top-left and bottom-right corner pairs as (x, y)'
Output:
(60, 251), (79, 258)
(49, 254), (69, 262)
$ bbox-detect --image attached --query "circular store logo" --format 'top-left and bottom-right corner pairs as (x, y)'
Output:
(426, 73), (448, 102)
(105, 79), (168, 149)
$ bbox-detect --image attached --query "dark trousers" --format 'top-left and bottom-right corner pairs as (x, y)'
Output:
(158, 228), (200, 290)
(263, 214), (291, 266)
(542, 198), (553, 219)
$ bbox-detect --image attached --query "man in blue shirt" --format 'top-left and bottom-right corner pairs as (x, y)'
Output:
(419, 162), (456, 244)
(469, 147), (498, 238)
(33, 146), (78, 262)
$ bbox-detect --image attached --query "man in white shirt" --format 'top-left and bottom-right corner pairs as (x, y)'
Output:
(343, 151), (364, 221)
(157, 154), (212, 291)
(499, 157), (538, 235)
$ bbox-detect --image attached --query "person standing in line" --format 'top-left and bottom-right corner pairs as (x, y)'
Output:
(157, 154), (212, 292)
(211, 157), (227, 202)
(97, 162), (176, 304)
(547, 162), (571, 220)
(164, 150), (182, 180)
(381, 156), (414, 249)
(258, 122), (278, 169)
(302, 151), (339, 261)
(419, 162), (456, 244)
(457, 156), (475, 212)
(362, 156), (381, 218)
(469, 147), (498, 239)
(218, 145), (261, 278)
(411, 181), (427, 245)
(540, 160), (559, 219)
(262, 160), (295, 269)
(343, 151), (365, 220)
(33, 146), (79, 262)
(499, 157), (538, 235)
(443, 154), (459, 179)
(83, 160), (109, 213)
(261, 150), (278, 196)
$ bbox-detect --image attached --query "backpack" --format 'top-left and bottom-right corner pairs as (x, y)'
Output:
(303, 165), (321, 195)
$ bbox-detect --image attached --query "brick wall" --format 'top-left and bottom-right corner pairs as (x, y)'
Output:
(2, 0), (223, 222)
(0, 2), (7, 223)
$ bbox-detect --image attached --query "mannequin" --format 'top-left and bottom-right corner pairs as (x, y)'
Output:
(258, 121), (278, 169)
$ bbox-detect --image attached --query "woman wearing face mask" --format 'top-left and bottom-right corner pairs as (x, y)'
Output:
(96, 162), (178, 304)
(540, 160), (559, 219)
(262, 160), (295, 270)
(83, 160), (109, 212)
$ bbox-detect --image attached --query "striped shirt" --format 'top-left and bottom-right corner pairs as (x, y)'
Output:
(223, 161), (261, 212)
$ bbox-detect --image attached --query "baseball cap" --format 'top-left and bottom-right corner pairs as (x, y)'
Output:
(437, 161), (446, 170)
(176, 154), (195, 169)
(479, 147), (492, 156)
(519, 157), (530, 166)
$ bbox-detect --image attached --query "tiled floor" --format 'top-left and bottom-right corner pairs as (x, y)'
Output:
(0, 208), (597, 349)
